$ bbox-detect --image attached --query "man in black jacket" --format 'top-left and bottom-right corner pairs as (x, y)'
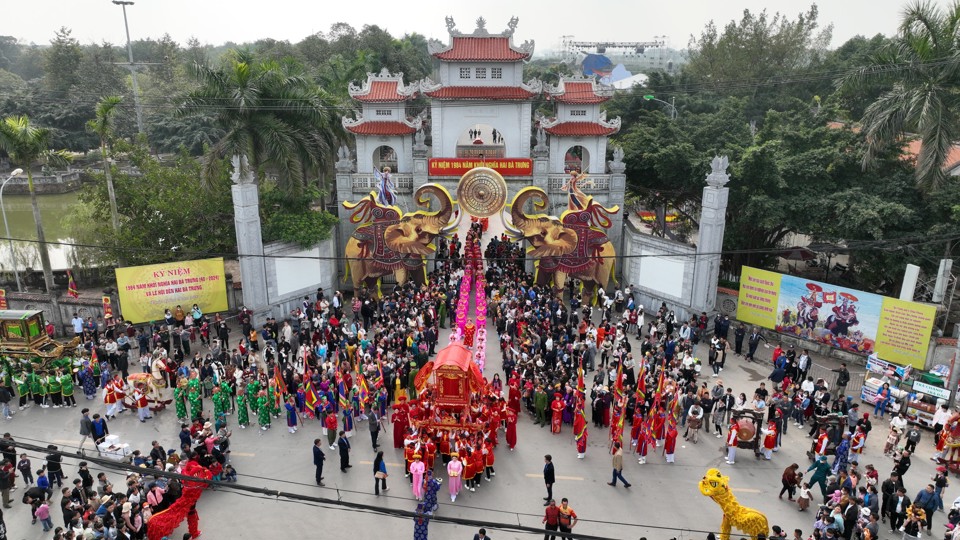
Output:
(543, 454), (555, 506)
(313, 439), (325, 486)
(337, 431), (351, 472)
(880, 473), (899, 524)
(832, 363), (850, 397)
(45, 445), (63, 488)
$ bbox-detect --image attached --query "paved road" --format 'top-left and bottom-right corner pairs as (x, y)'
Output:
(4, 313), (941, 540)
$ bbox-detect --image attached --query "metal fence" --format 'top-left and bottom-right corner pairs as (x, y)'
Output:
(806, 361), (865, 399)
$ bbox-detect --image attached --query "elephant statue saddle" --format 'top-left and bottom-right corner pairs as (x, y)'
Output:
(353, 213), (424, 273)
(538, 211), (610, 274)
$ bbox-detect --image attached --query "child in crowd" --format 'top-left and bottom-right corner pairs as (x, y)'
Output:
(16, 453), (32, 485)
(797, 482), (812, 511)
(34, 499), (53, 531)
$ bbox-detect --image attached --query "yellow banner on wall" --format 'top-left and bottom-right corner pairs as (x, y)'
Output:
(875, 298), (938, 368)
(737, 265), (937, 368)
(116, 258), (228, 324)
(736, 266), (782, 329)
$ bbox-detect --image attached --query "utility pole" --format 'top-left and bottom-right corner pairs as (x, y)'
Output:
(113, 0), (145, 135)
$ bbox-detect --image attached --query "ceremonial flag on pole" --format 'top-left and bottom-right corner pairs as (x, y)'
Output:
(374, 359), (385, 390)
(358, 371), (370, 405)
(303, 366), (319, 416)
(90, 347), (99, 369)
(273, 365), (285, 407)
(67, 270), (79, 298)
(613, 358), (624, 399)
(337, 376), (350, 411)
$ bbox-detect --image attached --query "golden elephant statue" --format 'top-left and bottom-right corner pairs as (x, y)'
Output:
(343, 183), (458, 296)
(503, 186), (618, 305)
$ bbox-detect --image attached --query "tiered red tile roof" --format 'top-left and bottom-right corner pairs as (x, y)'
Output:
(422, 86), (537, 100)
(431, 36), (531, 61)
(551, 81), (609, 104)
(345, 121), (418, 136)
(352, 80), (416, 102)
(543, 122), (619, 136)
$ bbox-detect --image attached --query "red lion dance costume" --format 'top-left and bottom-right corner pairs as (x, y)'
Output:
(147, 459), (212, 540)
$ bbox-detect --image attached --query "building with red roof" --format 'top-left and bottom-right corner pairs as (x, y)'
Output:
(542, 75), (621, 174)
(334, 18), (628, 288)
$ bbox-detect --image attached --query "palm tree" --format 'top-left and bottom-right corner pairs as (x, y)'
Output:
(0, 115), (72, 293)
(177, 49), (342, 191)
(86, 96), (123, 234)
(842, 0), (960, 192)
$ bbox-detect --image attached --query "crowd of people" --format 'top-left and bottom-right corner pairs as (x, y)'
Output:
(0, 426), (229, 540)
(3, 222), (960, 540)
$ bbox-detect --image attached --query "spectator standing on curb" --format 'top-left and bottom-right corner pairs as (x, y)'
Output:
(557, 498), (578, 536)
(542, 499), (559, 540)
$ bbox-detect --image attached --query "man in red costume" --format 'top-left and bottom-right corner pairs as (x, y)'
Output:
(725, 418), (739, 465)
(550, 393), (565, 434)
(574, 408), (588, 459)
(392, 396), (409, 449)
(505, 409), (518, 451)
(850, 426), (866, 464)
(762, 420), (778, 460)
(814, 427), (830, 461)
(664, 422), (679, 463)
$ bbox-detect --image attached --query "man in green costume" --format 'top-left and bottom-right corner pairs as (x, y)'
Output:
(14, 366), (30, 409)
(408, 362), (419, 398)
(59, 368), (75, 408)
(257, 391), (271, 430)
(534, 385), (548, 427)
(187, 373), (202, 421)
(174, 378), (188, 422)
(236, 381), (249, 428)
(47, 371), (62, 407)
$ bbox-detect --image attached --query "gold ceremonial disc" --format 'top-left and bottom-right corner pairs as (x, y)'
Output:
(457, 167), (508, 218)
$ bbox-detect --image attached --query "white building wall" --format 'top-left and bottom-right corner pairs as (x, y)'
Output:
(432, 101), (529, 158)
(549, 137), (606, 174)
(355, 135), (413, 173)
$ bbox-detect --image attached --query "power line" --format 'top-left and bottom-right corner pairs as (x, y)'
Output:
(1, 231), (957, 264)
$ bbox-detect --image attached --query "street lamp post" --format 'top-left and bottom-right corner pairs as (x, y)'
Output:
(643, 94), (677, 120)
(1, 168), (25, 291)
(113, 0), (145, 134)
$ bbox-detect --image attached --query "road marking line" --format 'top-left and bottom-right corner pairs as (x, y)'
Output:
(524, 473), (584, 481)
(230, 452), (256, 457)
(53, 439), (80, 445)
(732, 488), (762, 493)
(359, 460), (403, 467)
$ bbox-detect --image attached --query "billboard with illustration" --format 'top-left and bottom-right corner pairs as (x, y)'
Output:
(738, 266), (937, 368)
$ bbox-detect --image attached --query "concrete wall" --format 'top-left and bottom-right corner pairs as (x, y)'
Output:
(1, 171), (82, 194)
(3, 290), (110, 337)
(621, 222), (697, 321)
(259, 237), (337, 319)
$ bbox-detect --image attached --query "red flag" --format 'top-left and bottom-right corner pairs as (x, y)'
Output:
(67, 270), (79, 298)
(90, 347), (100, 369)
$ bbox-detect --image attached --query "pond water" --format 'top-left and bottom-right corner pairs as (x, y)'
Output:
(0, 192), (80, 272)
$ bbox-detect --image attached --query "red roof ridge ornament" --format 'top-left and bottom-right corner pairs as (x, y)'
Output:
(342, 113), (422, 136)
(348, 68), (419, 102)
(428, 16), (534, 61)
(540, 110), (621, 136)
(544, 74), (615, 104)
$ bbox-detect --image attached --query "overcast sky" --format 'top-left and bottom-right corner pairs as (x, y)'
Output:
(4, 0), (936, 52)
